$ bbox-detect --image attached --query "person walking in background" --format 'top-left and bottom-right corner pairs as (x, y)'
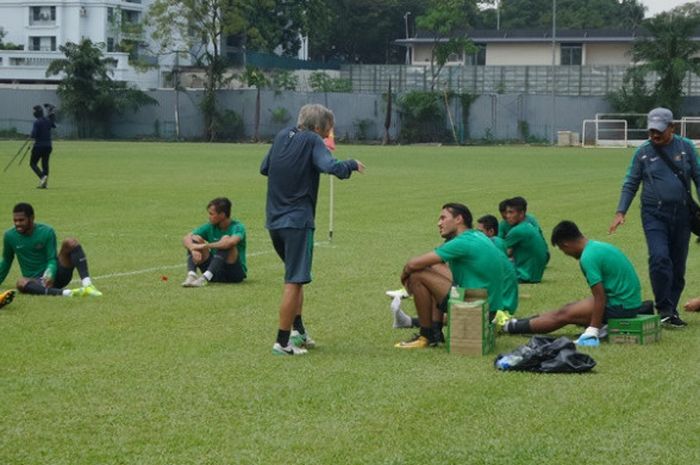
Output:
(609, 107), (700, 328)
(29, 104), (56, 189)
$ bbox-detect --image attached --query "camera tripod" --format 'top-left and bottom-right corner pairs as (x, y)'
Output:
(3, 138), (33, 173)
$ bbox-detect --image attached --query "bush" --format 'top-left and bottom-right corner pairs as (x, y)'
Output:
(270, 107), (291, 125)
(213, 109), (245, 141)
(397, 91), (450, 143)
(309, 72), (352, 93)
(0, 127), (23, 138)
(269, 70), (298, 93)
(353, 118), (375, 141)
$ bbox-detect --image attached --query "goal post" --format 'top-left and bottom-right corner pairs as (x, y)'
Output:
(581, 119), (628, 148)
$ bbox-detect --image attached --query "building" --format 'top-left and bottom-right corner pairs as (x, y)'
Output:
(395, 28), (665, 67)
(0, 0), (163, 88)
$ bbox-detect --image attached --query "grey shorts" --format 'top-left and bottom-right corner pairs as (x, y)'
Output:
(269, 228), (314, 284)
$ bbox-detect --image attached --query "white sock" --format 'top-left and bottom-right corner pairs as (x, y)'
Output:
(391, 296), (413, 328)
(203, 271), (213, 281)
(81, 277), (92, 287)
(188, 271), (197, 278)
(62, 289), (72, 297)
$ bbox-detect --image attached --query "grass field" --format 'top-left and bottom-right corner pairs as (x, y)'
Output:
(0, 140), (698, 465)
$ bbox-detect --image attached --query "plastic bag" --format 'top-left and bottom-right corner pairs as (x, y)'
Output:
(494, 336), (596, 373)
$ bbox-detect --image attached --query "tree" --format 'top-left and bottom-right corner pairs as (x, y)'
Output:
(45, 39), (157, 138)
(0, 27), (23, 50)
(416, 0), (478, 90)
(489, 0), (645, 30)
(240, 65), (269, 141)
(148, 0), (310, 141)
(307, 0), (429, 64)
(628, 12), (700, 114)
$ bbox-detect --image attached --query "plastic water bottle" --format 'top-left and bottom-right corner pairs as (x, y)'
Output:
(496, 354), (523, 370)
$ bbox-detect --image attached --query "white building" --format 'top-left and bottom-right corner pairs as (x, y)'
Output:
(0, 0), (166, 89)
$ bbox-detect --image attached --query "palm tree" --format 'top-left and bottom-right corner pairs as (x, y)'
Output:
(630, 12), (700, 114)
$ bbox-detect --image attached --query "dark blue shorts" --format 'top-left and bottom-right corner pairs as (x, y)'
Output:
(197, 256), (246, 283)
(269, 228), (314, 284)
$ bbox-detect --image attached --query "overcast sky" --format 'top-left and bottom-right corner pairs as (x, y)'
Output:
(642, 0), (697, 16)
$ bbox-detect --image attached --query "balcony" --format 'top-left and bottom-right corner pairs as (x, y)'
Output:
(0, 50), (161, 88)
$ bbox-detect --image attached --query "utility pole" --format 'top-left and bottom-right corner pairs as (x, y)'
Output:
(404, 11), (411, 65)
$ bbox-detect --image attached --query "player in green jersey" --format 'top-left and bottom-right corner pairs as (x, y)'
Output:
(477, 214), (507, 254)
(499, 221), (645, 347)
(497, 197), (544, 240)
(0, 203), (102, 297)
(394, 203), (509, 349)
(503, 197), (549, 283)
(181, 197), (247, 288)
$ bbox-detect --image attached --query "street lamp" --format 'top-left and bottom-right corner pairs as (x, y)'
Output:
(404, 11), (411, 65)
(551, 0), (556, 144)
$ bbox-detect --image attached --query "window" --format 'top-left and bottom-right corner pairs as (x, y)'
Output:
(29, 36), (56, 51)
(107, 7), (114, 22)
(447, 52), (461, 62)
(465, 44), (486, 65)
(107, 38), (115, 52)
(29, 6), (56, 24)
(560, 43), (582, 65)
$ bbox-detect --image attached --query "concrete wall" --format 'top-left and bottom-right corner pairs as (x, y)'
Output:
(0, 87), (619, 142)
(486, 43), (559, 66)
(585, 43), (631, 66)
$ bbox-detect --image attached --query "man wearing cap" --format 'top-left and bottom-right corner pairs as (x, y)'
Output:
(609, 107), (700, 328)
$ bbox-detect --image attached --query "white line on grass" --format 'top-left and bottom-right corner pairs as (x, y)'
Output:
(77, 241), (335, 282)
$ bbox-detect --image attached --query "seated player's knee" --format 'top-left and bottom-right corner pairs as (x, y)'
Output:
(16, 278), (31, 293)
(225, 248), (239, 264)
(61, 237), (80, 251)
(552, 303), (576, 322)
(191, 235), (204, 244)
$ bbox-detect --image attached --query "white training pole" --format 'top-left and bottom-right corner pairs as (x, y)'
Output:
(329, 176), (334, 241)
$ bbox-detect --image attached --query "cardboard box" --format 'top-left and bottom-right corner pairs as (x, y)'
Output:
(608, 314), (661, 345)
(447, 288), (494, 355)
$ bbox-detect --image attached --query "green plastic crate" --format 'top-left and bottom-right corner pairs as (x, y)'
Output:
(608, 314), (661, 345)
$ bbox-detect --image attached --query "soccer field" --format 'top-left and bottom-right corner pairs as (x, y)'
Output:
(0, 141), (698, 465)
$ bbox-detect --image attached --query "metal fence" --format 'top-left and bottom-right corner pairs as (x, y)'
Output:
(341, 64), (700, 97)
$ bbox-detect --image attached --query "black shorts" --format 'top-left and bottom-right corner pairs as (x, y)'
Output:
(603, 304), (638, 323)
(269, 228), (314, 284)
(197, 256), (246, 283)
(53, 264), (74, 289)
(37, 264), (73, 289)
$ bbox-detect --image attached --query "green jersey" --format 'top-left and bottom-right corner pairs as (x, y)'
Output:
(0, 223), (58, 284)
(192, 220), (247, 272)
(491, 236), (507, 255)
(435, 230), (504, 312)
(498, 213), (541, 239)
(490, 237), (518, 313)
(504, 221), (548, 283)
(579, 240), (642, 310)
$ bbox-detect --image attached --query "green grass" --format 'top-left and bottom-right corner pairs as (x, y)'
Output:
(0, 141), (699, 465)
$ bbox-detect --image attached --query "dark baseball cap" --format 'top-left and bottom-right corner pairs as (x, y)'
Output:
(647, 107), (673, 132)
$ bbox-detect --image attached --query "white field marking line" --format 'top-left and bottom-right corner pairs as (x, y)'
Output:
(73, 241), (335, 282)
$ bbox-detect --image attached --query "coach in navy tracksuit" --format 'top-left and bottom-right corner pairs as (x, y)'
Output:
(261, 104), (365, 355)
(609, 107), (700, 328)
(30, 104), (55, 189)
